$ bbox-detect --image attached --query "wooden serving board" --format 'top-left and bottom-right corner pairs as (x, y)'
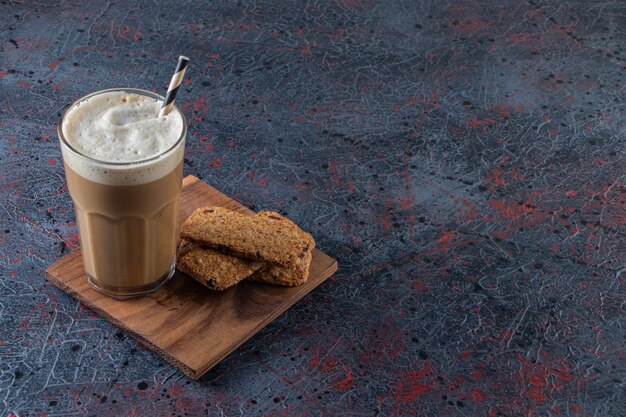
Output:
(45, 175), (338, 379)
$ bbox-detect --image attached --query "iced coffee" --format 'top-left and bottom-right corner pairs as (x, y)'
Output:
(58, 88), (186, 298)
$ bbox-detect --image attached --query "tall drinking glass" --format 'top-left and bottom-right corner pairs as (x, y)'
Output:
(58, 88), (187, 299)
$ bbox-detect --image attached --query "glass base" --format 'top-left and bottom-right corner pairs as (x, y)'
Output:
(87, 261), (176, 300)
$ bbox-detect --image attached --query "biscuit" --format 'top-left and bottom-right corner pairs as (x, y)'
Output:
(247, 249), (312, 286)
(246, 211), (314, 286)
(180, 207), (314, 267)
(176, 239), (264, 291)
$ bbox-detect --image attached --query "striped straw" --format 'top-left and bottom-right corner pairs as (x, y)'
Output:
(159, 55), (189, 117)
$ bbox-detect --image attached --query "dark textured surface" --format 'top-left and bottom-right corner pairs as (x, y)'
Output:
(0, 0), (625, 415)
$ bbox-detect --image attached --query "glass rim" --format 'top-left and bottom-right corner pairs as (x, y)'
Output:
(57, 87), (187, 167)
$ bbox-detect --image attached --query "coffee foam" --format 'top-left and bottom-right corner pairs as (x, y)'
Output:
(60, 91), (185, 186)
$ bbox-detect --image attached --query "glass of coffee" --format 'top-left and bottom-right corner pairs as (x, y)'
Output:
(58, 88), (187, 299)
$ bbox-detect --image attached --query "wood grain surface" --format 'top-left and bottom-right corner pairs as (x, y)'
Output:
(45, 175), (338, 379)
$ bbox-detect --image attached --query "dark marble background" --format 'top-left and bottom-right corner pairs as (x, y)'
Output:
(1, 0), (625, 416)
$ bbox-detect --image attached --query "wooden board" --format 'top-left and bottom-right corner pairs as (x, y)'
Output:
(45, 175), (338, 379)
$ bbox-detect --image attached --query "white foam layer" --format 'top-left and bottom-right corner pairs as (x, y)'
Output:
(60, 91), (185, 185)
